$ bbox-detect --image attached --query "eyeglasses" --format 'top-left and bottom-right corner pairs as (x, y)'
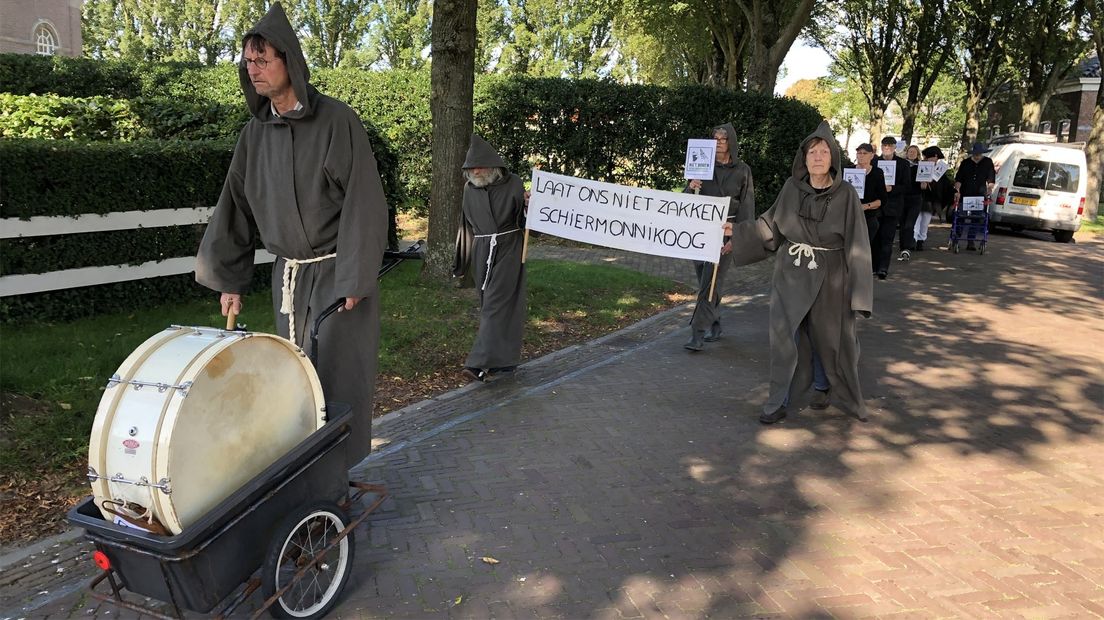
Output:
(240, 57), (273, 69)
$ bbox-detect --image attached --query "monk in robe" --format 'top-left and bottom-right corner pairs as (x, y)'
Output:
(683, 122), (756, 351)
(452, 135), (528, 383)
(196, 2), (388, 469)
(727, 121), (873, 423)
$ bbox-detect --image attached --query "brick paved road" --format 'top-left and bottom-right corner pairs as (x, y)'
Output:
(5, 226), (1102, 618)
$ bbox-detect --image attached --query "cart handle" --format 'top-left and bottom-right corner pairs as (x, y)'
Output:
(308, 299), (346, 368)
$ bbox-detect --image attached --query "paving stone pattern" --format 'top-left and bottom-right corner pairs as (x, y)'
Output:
(4, 228), (1102, 619)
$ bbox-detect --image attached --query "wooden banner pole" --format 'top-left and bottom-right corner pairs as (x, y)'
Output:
(521, 228), (531, 264)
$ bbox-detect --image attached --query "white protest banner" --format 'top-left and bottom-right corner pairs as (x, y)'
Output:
(528, 169), (729, 263)
(915, 161), (937, 182)
(934, 160), (949, 178)
(683, 139), (717, 180)
(877, 159), (897, 185)
(961, 196), (985, 212)
(843, 168), (866, 197)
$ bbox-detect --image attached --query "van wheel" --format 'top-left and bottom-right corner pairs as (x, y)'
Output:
(1053, 230), (1074, 243)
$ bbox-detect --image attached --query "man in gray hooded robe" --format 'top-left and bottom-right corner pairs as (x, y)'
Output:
(452, 135), (527, 382)
(728, 121), (873, 423)
(195, 2), (388, 469)
(683, 123), (756, 351)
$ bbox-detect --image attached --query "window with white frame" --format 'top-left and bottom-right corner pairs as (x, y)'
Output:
(34, 23), (58, 56)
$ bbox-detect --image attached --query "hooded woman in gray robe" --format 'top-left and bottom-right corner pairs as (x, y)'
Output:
(196, 2), (389, 469)
(683, 122), (756, 351)
(452, 135), (528, 382)
(728, 121), (873, 423)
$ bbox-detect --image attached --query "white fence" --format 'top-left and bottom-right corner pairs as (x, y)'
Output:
(0, 207), (275, 297)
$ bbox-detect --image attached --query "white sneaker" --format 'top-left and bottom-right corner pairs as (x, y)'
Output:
(897, 250), (911, 261)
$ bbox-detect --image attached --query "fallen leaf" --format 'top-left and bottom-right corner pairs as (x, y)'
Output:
(58, 403), (72, 410)
(451, 595), (463, 607)
(480, 556), (500, 565)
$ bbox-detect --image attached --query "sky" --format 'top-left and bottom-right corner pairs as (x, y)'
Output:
(774, 40), (833, 96)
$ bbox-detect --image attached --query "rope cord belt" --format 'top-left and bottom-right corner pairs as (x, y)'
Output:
(474, 228), (520, 291)
(787, 242), (841, 270)
(280, 253), (337, 345)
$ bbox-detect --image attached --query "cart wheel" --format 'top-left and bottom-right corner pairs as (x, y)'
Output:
(262, 501), (355, 618)
(979, 243), (986, 255)
(952, 242), (959, 254)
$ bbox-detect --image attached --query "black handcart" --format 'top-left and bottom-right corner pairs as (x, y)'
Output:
(67, 242), (424, 619)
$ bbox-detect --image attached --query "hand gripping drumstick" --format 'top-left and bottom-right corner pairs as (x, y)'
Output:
(226, 309), (237, 331)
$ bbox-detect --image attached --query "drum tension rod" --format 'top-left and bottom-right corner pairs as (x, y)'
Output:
(87, 468), (173, 494)
(106, 375), (193, 396)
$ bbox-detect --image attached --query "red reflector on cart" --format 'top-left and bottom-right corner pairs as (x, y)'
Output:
(93, 550), (111, 571)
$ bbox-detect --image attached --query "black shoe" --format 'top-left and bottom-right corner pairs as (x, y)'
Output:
(877, 270), (888, 280)
(684, 330), (705, 351)
(810, 389), (830, 410)
(759, 406), (787, 424)
(915, 240), (924, 251)
(462, 367), (486, 383)
(484, 366), (517, 382)
(703, 322), (723, 342)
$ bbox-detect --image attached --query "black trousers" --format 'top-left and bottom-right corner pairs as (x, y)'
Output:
(864, 210), (880, 260)
(874, 214), (899, 274)
(899, 195), (922, 251)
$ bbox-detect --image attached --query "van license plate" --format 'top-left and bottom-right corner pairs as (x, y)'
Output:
(1011, 196), (1038, 206)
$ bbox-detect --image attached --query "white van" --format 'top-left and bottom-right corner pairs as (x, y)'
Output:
(986, 133), (1088, 243)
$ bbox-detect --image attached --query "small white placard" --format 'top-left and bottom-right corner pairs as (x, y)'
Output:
(934, 160), (949, 178)
(843, 168), (867, 197)
(683, 139), (718, 180)
(877, 159), (897, 186)
(961, 196), (985, 212)
(915, 161), (937, 182)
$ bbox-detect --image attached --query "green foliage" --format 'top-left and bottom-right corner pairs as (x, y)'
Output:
(0, 138), (234, 219)
(476, 76), (824, 212)
(0, 225), (208, 276)
(0, 93), (249, 141)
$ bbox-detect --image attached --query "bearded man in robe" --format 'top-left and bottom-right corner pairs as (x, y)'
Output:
(196, 2), (388, 469)
(452, 135), (528, 383)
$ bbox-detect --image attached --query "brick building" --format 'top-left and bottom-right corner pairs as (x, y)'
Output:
(0, 0), (82, 57)
(985, 54), (1101, 144)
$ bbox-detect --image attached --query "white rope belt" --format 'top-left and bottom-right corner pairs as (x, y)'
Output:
(280, 253), (337, 345)
(474, 228), (520, 291)
(787, 242), (840, 270)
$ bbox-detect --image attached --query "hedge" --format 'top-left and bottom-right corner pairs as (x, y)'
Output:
(0, 225), (208, 275)
(1, 54), (823, 214)
(0, 138), (235, 219)
(0, 267), (273, 324)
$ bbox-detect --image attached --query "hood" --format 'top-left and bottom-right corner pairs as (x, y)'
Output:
(714, 122), (739, 163)
(462, 134), (508, 169)
(791, 120), (844, 193)
(239, 2), (313, 119)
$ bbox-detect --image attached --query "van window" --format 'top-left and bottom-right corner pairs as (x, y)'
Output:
(1012, 158), (1080, 194)
(1046, 163), (1079, 193)
(1013, 159), (1048, 190)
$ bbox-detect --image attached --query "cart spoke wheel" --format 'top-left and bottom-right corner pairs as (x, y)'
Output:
(263, 501), (355, 619)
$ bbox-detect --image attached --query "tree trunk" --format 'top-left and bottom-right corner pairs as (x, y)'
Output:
(959, 81), (983, 162)
(424, 0), (477, 281)
(869, 107), (885, 148)
(1019, 97), (1048, 132)
(1084, 22), (1104, 220)
(742, 0), (815, 94)
(901, 72), (922, 145)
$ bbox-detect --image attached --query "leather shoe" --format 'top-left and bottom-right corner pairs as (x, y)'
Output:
(810, 389), (830, 410)
(684, 330), (705, 351)
(462, 367), (486, 383)
(759, 406), (787, 424)
(704, 322), (723, 342)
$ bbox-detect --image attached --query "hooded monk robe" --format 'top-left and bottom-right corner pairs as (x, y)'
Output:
(452, 135), (528, 370)
(196, 3), (388, 469)
(683, 122), (756, 332)
(728, 121), (873, 419)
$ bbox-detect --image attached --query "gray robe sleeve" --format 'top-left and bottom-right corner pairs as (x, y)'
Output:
(325, 116), (388, 299)
(844, 188), (873, 317)
(196, 134), (258, 294)
(729, 186), (789, 266)
(737, 163), (756, 223)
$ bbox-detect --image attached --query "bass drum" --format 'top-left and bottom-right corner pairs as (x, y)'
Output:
(88, 325), (326, 535)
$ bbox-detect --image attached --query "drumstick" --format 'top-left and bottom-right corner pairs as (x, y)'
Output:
(226, 309), (237, 331)
(521, 228), (531, 264)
